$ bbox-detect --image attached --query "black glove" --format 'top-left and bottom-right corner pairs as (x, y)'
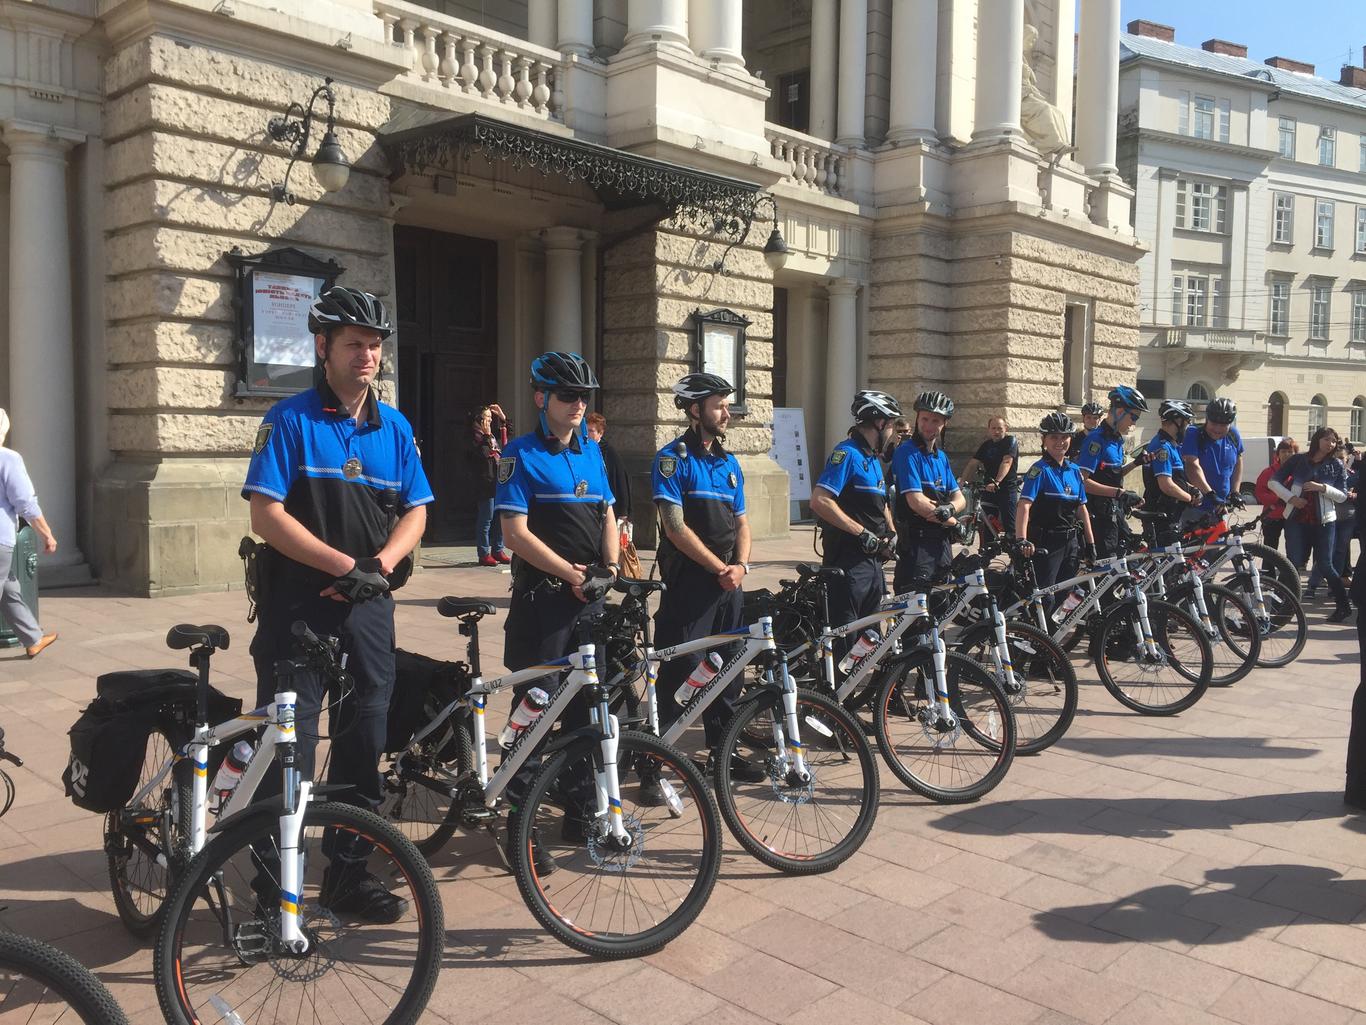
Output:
(1228, 492), (1246, 511)
(934, 504), (954, 523)
(1118, 490), (1142, 510)
(1083, 542), (1098, 564)
(857, 529), (881, 555)
(331, 558), (390, 603)
(579, 565), (615, 603)
(876, 534), (898, 561)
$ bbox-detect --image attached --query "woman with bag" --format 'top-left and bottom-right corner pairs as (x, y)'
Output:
(470, 404), (510, 566)
(1270, 427), (1351, 621)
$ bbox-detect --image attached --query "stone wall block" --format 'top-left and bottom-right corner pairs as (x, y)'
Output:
(656, 269), (773, 311)
(105, 226), (391, 282)
(870, 231), (953, 262)
(869, 308), (951, 336)
(867, 277), (951, 307)
(106, 321), (236, 366)
(110, 413), (264, 455)
(109, 367), (237, 410)
(1093, 300), (1142, 327)
(108, 273), (233, 324)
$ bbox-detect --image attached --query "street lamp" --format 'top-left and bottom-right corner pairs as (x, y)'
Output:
(266, 76), (351, 204)
(712, 194), (789, 275)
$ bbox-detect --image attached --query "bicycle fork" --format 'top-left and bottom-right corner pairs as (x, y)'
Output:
(1128, 587), (1162, 659)
(929, 628), (959, 730)
(591, 692), (635, 843)
(769, 656), (812, 783)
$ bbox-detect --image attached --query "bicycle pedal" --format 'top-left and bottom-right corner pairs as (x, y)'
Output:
(461, 805), (497, 824)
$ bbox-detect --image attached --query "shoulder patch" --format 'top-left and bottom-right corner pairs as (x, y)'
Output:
(253, 422), (273, 455)
(1153, 448), (1169, 463)
(830, 450), (847, 465)
(497, 456), (516, 484)
(1088, 441), (1101, 455)
(659, 455), (677, 479)
(1027, 466), (1041, 479)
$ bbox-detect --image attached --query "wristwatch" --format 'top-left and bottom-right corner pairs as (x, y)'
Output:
(735, 562), (751, 574)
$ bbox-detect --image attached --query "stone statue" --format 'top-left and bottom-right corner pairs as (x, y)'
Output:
(1021, 23), (1071, 156)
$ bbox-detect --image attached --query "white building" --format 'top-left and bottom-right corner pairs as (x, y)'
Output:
(1120, 20), (1366, 444)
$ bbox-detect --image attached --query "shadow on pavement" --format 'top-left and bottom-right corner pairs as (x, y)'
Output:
(1053, 736), (1318, 759)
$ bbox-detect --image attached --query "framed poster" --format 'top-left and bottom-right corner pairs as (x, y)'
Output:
(227, 246), (344, 397)
(691, 307), (751, 416)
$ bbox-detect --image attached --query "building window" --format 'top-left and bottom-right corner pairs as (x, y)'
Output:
(1273, 193), (1294, 243)
(1357, 207), (1366, 254)
(1186, 276), (1208, 327)
(1212, 278), (1226, 328)
(1309, 395), (1328, 434)
(1279, 117), (1296, 158)
(1354, 291), (1366, 343)
(1361, 137), (1366, 174)
(1193, 96), (1215, 139)
(1187, 382), (1212, 402)
(1267, 391), (1288, 435)
(1172, 276), (1184, 326)
(774, 69), (811, 133)
(1270, 281), (1291, 336)
(1177, 180), (1228, 233)
(1316, 199), (1335, 250)
(1320, 125), (1337, 167)
(1219, 99), (1231, 143)
(1353, 399), (1366, 444)
(1311, 284), (1332, 340)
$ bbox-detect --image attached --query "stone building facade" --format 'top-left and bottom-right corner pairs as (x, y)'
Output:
(0, 0), (1141, 595)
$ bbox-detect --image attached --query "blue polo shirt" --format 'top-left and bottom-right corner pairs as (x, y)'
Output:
(1018, 455), (1087, 540)
(495, 426), (614, 567)
(1144, 432), (1185, 479)
(1076, 423), (1127, 492)
(1182, 425), (1243, 510)
(653, 427), (745, 568)
(892, 435), (958, 536)
(816, 435), (886, 529)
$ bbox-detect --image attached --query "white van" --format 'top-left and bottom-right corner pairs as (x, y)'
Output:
(1238, 435), (1284, 500)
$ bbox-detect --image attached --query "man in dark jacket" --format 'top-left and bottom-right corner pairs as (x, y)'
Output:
(586, 412), (632, 528)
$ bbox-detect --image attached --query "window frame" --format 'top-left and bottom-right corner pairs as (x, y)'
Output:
(1270, 280), (1291, 337)
(1353, 290), (1366, 344)
(1310, 283), (1332, 341)
(1273, 192), (1295, 244)
(1352, 399), (1366, 444)
(1278, 116), (1296, 158)
(1192, 95), (1216, 140)
(1357, 206), (1366, 255)
(1185, 274), (1209, 327)
(1320, 125), (1337, 167)
(1316, 198), (1336, 250)
(1309, 395), (1328, 435)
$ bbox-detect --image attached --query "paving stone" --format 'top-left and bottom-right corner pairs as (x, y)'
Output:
(1209, 976), (1357, 1025)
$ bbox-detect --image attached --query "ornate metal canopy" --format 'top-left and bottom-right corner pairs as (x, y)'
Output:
(379, 112), (765, 241)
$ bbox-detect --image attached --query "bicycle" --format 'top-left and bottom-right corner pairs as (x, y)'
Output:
(378, 588), (721, 959)
(0, 727), (17, 820)
(0, 929), (129, 1025)
(131, 622), (445, 1025)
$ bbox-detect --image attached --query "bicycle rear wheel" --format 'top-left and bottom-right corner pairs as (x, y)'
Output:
(1200, 583), (1261, 686)
(954, 620), (1077, 754)
(155, 802), (443, 1025)
(872, 651), (1016, 803)
(1095, 599), (1211, 715)
(378, 699), (474, 856)
(0, 931), (128, 1025)
(1245, 574), (1307, 668)
(713, 689), (878, 873)
(1243, 542), (1300, 601)
(512, 730), (721, 959)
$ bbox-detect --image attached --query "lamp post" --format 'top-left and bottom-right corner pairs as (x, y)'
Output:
(712, 194), (789, 275)
(266, 76), (351, 204)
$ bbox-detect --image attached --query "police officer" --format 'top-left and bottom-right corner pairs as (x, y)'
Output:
(1180, 396), (1246, 529)
(243, 285), (432, 922)
(1015, 412), (1096, 604)
(809, 390), (900, 657)
(652, 372), (759, 780)
(1076, 385), (1149, 558)
(963, 415), (1021, 536)
(1142, 399), (1202, 542)
(891, 390), (965, 595)
(1068, 401), (1104, 460)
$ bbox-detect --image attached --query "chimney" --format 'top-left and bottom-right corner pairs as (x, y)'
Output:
(1344, 65), (1366, 89)
(1266, 56), (1315, 75)
(1127, 20), (1175, 43)
(1202, 39), (1248, 58)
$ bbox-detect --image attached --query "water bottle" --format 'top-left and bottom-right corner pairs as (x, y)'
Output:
(674, 653), (723, 706)
(1052, 588), (1085, 624)
(499, 687), (550, 749)
(838, 629), (880, 673)
(210, 740), (255, 813)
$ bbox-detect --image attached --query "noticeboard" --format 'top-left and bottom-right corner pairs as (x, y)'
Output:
(770, 407), (812, 502)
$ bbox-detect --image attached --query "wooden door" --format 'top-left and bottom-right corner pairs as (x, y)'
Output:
(394, 226), (499, 543)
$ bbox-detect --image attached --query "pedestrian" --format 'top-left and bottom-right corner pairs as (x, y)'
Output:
(1334, 443), (1357, 585)
(0, 408), (58, 658)
(1076, 386), (1148, 558)
(242, 285), (432, 921)
(1179, 397), (1246, 530)
(1014, 412), (1096, 610)
(1270, 426), (1351, 621)
(1141, 400), (1202, 544)
(585, 411), (632, 534)
(1067, 400), (1104, 460)
(891, 390), (964, 595)
(1255, 439), (1297, 552)
(1347, 474), (1366, 809)
(470, 404), (510, 566)
(962, 415), (1021, 536)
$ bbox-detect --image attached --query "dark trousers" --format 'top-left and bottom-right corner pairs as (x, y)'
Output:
(822, 546), (888, 661)
(1349, 555), (1366, 797)
(1288, 521), (1349, 606)
(981, 482), (1021, 537)
(1031, 534), (1079, 613)
(1263, 518), (1284, 553)
(655, 563), (745, 749)
(893, 532), (952, 596)
(1091, 499), (1123, 559)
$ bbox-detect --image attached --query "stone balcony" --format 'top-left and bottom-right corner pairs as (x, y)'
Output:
(1157, 326), (1266, 354)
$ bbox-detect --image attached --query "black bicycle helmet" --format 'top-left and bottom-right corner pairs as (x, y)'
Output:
(913, 390), (955, 418)
(851, 389), (902, 423)
(1159, 399), (1195, 424)
(1039, 412), (1074, 435)
(1206, 397), (1237, 424)
(672, 372), (734, 410)
(307, 286), (392, 338)
(1080, 400), (1104, 418)
(529, 351), (599, 390)
(1107, 384), (1148, 413)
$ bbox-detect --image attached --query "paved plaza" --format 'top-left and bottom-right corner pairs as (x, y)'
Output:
(2, 527), (1365, 1025)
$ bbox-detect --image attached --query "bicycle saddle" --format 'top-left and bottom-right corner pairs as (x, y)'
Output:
(796, 563), (845, 580)
(613, 575), (665, 599)
(1131, 509), (1168, 522)
(438, 597), (496, 619)
(166, 624), (230, 651)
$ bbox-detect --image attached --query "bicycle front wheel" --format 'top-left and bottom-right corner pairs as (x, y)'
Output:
(1201, 583), (1261, 686)
(0, 931), (128, 1025)
(714, 689), (879, 873)
(954, 620), (1077, 754)
(512, 730), (721, 959)
(1095, 599), (1211, 715)
(1243, 542), (1301, 601)
(155, 801), (443, 1025)
(1248, 574), (1308, 668)
(872, 651), (1016, 803)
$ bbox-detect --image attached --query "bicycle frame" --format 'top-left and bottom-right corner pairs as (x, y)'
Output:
(999, 556), (1159, 656)
(1129, 546), (1215, 636)
(1189, 530), (1271, 623)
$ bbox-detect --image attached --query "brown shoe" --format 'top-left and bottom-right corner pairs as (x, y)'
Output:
(25, 633), (57, 659)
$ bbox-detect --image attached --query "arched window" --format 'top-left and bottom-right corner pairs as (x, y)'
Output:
(1352, 398), (1365, 445)
(1308, 394), (1328, 435)
(1267, 391), (1288, 436)
(1186, 382), (1212, 402)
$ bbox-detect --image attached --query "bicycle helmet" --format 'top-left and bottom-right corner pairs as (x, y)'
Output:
(1107, 384), (1148, 413)
(1080, 400), (1104, 418)
(913, 390), (955, 418)
(307, 286), (392, 338)
(1206, 396), (1237, 424)
(672, 372), (734, 410)
(1159, 399), (1195, 424)
(1039, 412), (1074, 435)
(529, 351), (600, 390)
(851, 389), (902, 423)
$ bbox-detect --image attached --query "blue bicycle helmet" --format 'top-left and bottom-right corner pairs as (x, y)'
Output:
(529, 351), (599, 390)
(1107, 385), (1148, 413)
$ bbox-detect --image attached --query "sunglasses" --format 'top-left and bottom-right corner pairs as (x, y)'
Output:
(551, 389), (591, 405)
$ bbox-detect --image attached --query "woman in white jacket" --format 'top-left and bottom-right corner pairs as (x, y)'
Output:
(1270, 426), (1352, 622)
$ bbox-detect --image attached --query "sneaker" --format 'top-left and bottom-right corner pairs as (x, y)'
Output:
(505, 812), (558, 876)
(637, 775), (666, 807)
(1328, 604), (1354, 624)
(708, 751), (767, 784)
(478, 554), (498, 567)
(320, 867), (409, 924)
(495, 550), (512, 565)
(1304, 588), (1318, 601)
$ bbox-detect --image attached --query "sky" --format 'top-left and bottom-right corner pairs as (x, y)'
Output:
(1094, 0), (1366, 76)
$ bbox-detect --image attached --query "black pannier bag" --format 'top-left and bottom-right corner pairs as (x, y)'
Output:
(62, 669), (244, 814)
(385, 650), (470, 755)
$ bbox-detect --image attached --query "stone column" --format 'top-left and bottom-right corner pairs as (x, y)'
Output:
(825, 279), (860, 455)
(558, 0), (594, 56)
(809, 0), (838, 141)
(971, 0), (1024, 144)
(5, 123), (84, 571)
(528, 0), (556, 48)
(623, 0), (689, 53)
(835, 0), (868, 147)
(1075, 0), (1121, 174)
(887, 0), (938, 144)
(689, 0), (743, 66)
(540, 226), (584, 353)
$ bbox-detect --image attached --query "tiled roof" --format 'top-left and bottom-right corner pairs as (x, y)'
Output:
(1121, 33), (1366, 112)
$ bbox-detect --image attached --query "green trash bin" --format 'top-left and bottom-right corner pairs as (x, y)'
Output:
(0, 524), (40, 648)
